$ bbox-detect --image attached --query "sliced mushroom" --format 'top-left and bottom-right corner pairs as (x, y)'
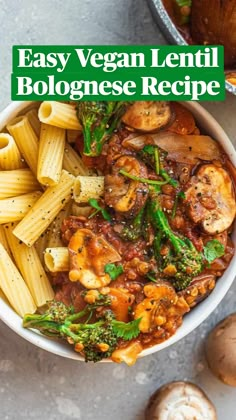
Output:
(145, 381), (217, 420)
(104, 155), (149, 218)
(123, 132), (221, 164)
(185, 164), (236, 234)
(168, 102), (196, 135)
(178, 274), (216, 308)
(122, 101), (172, 132)
(68, 228), (121, 289)
(133, 282), (189, 333)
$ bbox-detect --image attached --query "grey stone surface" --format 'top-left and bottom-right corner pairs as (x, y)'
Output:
(0, 1), (236, 419)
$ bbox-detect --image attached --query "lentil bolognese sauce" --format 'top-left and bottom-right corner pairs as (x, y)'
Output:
(23, 101), (236, 365)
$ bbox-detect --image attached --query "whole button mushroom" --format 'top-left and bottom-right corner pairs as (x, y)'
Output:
(206, 314), (236, 386)
(145, 381), (217, 420)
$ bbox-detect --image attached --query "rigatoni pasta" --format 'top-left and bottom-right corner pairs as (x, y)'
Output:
(0, 243), (36, 317)
(46, 201), (72, 248)
(38, 101), (82, 130)
(37, 123), (66, 186)
(4, 223), (54, 307)
(7, 116), (39, 176)
(0, 133), (24, 170)
(73, 176), (104, 203)
(0, 191), (42, 224)
(63, 142), (92, 176)
(0, 169), (40, 199)
(13, 170), (74, 246)
(44, 247), (69, 272)
(34, 231), (49, 265)
(0, 225), (11, 255)
(25, 108), (41, 137)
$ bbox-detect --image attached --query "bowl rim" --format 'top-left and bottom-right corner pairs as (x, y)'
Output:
(147, 0), (236, 95)
(0, 100), (235, 362)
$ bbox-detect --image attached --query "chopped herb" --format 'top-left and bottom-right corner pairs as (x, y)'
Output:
(104, 263), (124, 280)
(146, 273), (157, 283)
(119, 170), (169, 186)
(140, 145), (178, 187)
(88, 198), (111, 221)
(160, 169), (179, 188)
(112, 318), (141, 340)
(203, 240), (225, 264)
(143, 145), (155, 155)
(178, 191), (186, 199)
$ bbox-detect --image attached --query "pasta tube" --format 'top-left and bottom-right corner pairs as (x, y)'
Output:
(38, 101), (82, 130)
(25, 108), (41, 137)
(46, 201), (72, 248)
(4, 223), (54, 307)
(34, 201), (71, 262)
(73, 176), (104, 203)
(63, 142), (92, 176)
(0, 225), (11, 254)
(0, 191), (42, 224)
(13, 170), (74, 246)
(34, 231), (49, 265)
(44, 247), (69, 272)
(37, 123), (66, 186)
(0, 133), (24, 170)
(7, 116), (39, 176)
(0, 289), (10, 305)
(0, 169), (40, 199)
(0, 243), (36, 317)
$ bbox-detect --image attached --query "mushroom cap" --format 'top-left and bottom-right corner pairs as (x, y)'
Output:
(205, 313), (236, 387)
(122, 101), (172, 132)
(104, 155), (149, 218)
(185, 164), (236, 234)
(145, 381), (217, 420)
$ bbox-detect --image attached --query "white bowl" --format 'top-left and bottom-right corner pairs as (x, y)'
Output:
(0, 101), (235, 362)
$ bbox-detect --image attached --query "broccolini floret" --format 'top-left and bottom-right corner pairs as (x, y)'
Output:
(149, 197), (203, 290)
(23, 298), (141, 363)
(119, 207), (145, 241)
(77, 101), (128, 157)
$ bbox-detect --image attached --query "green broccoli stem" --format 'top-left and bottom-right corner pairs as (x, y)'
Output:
(148, 192), (203, 290)
(77, 101), (128, 157)
(150, 202), (185, 253)
(83, 124), (95, 156)
(23, 317), (60, 333)
(23, 298), (142, 362)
